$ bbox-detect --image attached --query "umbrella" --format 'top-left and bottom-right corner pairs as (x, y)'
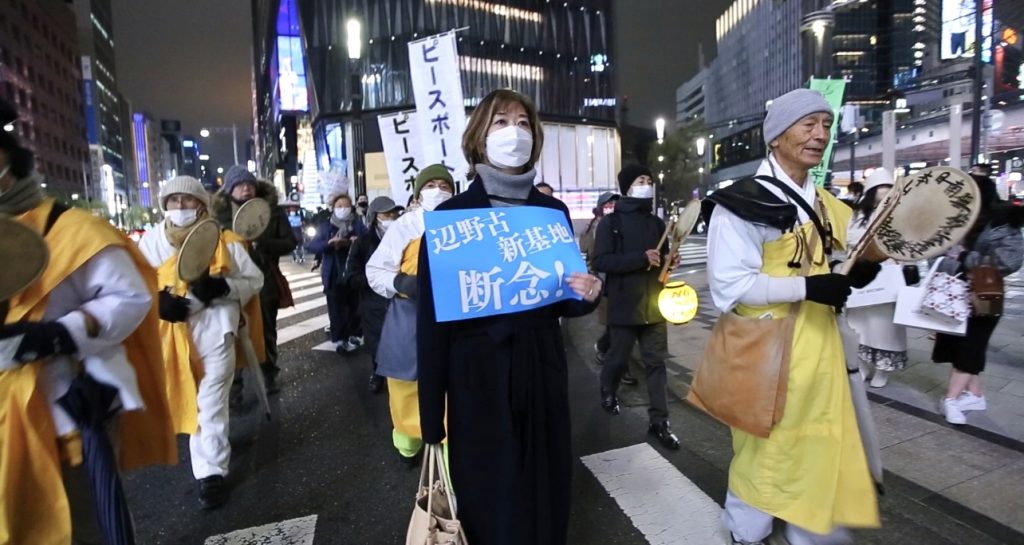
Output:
(837, 314), (885, 494)
(56, 374), (136, 545)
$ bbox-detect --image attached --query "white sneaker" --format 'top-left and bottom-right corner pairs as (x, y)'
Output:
(941, 397), (966, 424)
(858, 362), (872, 382)
(956, 392), (987, 412)
(869, 370), (889, 388)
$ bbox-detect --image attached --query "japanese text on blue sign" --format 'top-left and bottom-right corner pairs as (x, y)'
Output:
(424, 207), (587, 322)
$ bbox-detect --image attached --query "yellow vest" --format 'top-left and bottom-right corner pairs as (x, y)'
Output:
(728, 189), (879, 534)
(155, 229), (265, 435)
(1, 199), (176, 545)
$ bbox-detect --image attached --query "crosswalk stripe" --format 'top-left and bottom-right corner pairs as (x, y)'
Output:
(204, 514), (317, 545)
(288, 285), (325, 301)
(581, 443), (722, 544)
(278, 315), (331, 345)
(284, 277), (323, 290)
(312, 341), (336, 352)
(283, 272), (318, 282)
(278, 298), (328, 320)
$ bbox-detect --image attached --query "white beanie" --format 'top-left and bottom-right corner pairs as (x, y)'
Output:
(160, 176), (210, 211)
(863, 168), (894, 194)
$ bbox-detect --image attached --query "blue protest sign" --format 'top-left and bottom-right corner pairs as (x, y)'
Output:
(424, 207), (587, 322)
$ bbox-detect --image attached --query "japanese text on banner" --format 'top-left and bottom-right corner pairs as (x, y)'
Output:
(377, 110), (424, 205)
(408, 31), (470, 189)
(424, 207), (588, 322)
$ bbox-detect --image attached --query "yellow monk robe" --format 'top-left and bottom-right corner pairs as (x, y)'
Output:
(1, 199), (176, 545)
(388, 237), (423, 443)
(156, 228), (266, 435)
(729, 189), (880, 535)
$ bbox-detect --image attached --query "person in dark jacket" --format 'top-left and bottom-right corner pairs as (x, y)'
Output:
(306, 193), (367, 352)
(345, 196), (402, 393)
(212, 165), (297, 393)
(591, 163), (681, 450)
(418, 89), (603, 545)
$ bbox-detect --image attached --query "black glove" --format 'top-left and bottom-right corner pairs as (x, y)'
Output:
(159, 288), (191, 323)
(188, 275), (230, 305)
(394, 273), (418, 299)
(0, 321), (78, 363)
(805, 274), (852, 308)
(847, 260), (881, 289)
(902, 265), (921, 286)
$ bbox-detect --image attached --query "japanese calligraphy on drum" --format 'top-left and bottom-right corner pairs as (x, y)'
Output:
(873, 167), (981, 261)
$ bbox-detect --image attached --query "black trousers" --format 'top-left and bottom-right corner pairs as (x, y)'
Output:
(600, 322), (669, 424)
(325, 286), (356, 342)
(260, 289), (280, 373)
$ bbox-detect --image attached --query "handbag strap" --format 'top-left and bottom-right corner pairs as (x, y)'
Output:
(754, 175), (832, 260)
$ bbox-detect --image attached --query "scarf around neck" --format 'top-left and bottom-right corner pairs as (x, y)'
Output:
(476, 163), (537, 206)
(164, 209), (211, 248)
(0, 173), (45, 216)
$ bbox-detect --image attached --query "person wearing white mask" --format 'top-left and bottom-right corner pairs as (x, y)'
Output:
(307, 193), (367, 353)
(345, 196), (403, 394)
(417, 89), (604, 545)
(366, 165), (454, 467)
(137, 176), (264, 509)
(591, 163), (682, 450)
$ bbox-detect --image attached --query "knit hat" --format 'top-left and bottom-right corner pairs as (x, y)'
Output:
(617, 164), (652, 195)
(222, 165), (257, 196)
(367, 195), (401, 225)
(413, 164), (454, 197)
(763, 88), (833, 146)
(862, 168), (893, 194)
(597, 191), (619, 207)
(160, 175), (210, 210)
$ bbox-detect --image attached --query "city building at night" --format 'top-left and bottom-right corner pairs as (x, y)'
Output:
(0, 0), (90, 198)
(73, 0), (131, 217)
(130, 111), (162, 208)
(252, 0), (618, 217)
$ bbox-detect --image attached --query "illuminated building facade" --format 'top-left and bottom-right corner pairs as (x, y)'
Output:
(252, 0), (619, 216)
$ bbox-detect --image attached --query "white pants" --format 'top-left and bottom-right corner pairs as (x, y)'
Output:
(724, 491), (853, 545)
(189, 329), (236, 479)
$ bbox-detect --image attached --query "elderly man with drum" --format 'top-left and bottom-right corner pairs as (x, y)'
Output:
(138, 176), (264, 510)
(701, 89), (882, 545)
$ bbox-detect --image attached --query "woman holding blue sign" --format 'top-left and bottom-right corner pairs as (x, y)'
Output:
(417, 89), (603, 545)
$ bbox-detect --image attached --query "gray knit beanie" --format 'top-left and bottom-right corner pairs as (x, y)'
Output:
(763, 89), (833, 146)
(160, 176), (210, 210)
(222, 165), (257, 196)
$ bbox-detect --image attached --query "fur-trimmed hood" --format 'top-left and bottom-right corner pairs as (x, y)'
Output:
(211, 180), (280, 229)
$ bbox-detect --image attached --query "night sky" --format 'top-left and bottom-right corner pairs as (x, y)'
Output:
(110, 0), (732, 172)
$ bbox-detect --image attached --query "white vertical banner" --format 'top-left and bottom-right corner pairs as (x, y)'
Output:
(408, 31), (469, 189)
(377, 110), (424, 205)
(949, 102), (962, 170)
(881, 110), (897, 174)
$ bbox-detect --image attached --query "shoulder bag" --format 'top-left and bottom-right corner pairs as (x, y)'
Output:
(406, 444), (468, 545)
(969, 255), (1004, 316)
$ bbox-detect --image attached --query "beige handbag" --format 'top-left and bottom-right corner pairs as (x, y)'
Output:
(406, 445), (468, 545)
(686, 224), (819, 438)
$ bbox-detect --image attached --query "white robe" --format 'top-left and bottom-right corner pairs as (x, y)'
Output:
(366, 208), (425, 299)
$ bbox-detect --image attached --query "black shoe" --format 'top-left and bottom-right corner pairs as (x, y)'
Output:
(620, 369), (638, 386)
(368, 374), (384, 394)
(263, 373), (281, 395)
(197, 475), (228, 510)
(399, 449), (422, 469)
(648, 421), (680, 450)
(600, 387), (620, 415)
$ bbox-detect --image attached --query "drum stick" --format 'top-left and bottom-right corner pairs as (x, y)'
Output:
(649, 216), (675, 271)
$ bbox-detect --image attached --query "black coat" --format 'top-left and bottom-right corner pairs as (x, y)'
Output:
(417, 178), (596, 545)
(345, 225), (387, 356)
(591, 197), (667, 325)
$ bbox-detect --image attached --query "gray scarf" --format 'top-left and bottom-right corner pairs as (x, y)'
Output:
(476, 164), (536, 207)
(330, 212), (354, 234)
(0, 173), (45, 215)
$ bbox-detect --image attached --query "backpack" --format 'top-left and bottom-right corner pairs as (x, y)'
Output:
(969, 255), (1003, 316)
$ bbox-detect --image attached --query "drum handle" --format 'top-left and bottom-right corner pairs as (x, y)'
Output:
(840, 178), (904, 275)
(649, 210), (677, 272)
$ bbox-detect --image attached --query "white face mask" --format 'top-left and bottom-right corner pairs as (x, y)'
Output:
(378, 219), (394, 233)
(334, 208), (352, 220)
(629, 185), (654, 199)
(419, 187), (453, 211)
(485, 126), (533, 169)
(166, 209), (198, 227)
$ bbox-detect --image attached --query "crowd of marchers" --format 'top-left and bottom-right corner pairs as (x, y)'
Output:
(2, 85), (1021, 545)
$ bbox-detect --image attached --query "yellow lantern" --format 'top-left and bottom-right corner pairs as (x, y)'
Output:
(658, 281), (699, 324)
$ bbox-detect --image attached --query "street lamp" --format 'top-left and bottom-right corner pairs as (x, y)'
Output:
(655, 118), (666, 144)
(2, 123), (13, 132)
(199, 125), (239, 165)
(347, 18), (365, 196)
(695, 136), (707, 193)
